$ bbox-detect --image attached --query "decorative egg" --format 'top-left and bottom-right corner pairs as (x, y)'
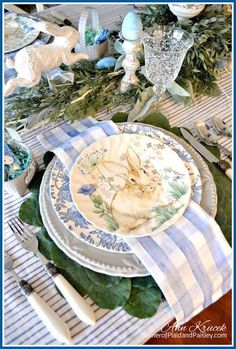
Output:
(121, 11), (143, 41)
(96, 56), (117, 70)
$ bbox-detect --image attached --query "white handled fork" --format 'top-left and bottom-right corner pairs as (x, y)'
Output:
(8, 218), (96, 326)
(4, 252), (71, 343)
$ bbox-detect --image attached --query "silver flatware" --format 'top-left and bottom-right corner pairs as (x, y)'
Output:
(4, 252), (71, 343)
(180, 128), (232, 180)
(212, 117), (232, 137)
(8, 218), (96, 326)
(194, 121), (232, 160)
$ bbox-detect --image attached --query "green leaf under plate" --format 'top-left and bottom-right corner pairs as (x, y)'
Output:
(88, 278), (131, 309)
(123, 286), (162, 318)
(36, 228), (54, 260)
(19, 194), (43, 227)
(28, 169), (45, 194)
(131, 276), (159, 290)
(84, 268), (122, 287)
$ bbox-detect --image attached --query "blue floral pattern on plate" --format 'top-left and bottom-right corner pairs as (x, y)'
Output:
(50, 124), (202, 253)
(50, 159), (131, 252)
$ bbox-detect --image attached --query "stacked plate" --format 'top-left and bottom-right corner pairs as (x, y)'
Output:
(39, 123), (217, 277)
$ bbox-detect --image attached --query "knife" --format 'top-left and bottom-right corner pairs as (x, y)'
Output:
(180, 128), (232, 180)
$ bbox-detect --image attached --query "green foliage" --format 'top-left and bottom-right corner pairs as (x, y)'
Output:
(5, 6), (231, 128)
(139, 4), (177, 27)
(36, 227), (54, 260)
(152, 205), (182, 229)
(169, 182), (188, 199)
(51, 243), (131, 309)
(91, 195), (119, 231)
(140, 4), (231, 97)
(123, 287), (162, 318)
(43, 152), (55, 167)
(28, 169), (45, 194)
(19, 194), (43, 227)
(5, 61), (138, 127)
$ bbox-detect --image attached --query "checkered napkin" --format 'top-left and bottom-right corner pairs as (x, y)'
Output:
(37, 117), (232, 326)
(124, 200), (232, 325)
(37, 117), (120, 171)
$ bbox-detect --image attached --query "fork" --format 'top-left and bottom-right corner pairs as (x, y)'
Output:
(4, 252), (71, 343)
(8, 218), (96, 326)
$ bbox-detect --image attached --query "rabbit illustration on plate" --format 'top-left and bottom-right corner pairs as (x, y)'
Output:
(102, 146), (164, 233)
(4, 21), (88, 96)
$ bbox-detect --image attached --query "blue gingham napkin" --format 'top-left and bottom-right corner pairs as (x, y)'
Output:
(124, 201), (231, 325)
(37, 117), (232, 325)
(37, 117), (120, 171)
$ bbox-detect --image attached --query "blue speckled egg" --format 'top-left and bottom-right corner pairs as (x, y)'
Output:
(96, 57), (117, 70)
(121, 11), (143, 41)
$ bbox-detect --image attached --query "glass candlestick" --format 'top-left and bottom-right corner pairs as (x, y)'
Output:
(143, 27), (194, 105)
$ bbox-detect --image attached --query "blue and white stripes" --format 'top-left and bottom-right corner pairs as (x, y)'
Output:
(37, 117), (120, 171)
(124, 201), (232, 325)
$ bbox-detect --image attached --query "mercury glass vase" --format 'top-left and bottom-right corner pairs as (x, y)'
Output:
(143, 27), (194, 105)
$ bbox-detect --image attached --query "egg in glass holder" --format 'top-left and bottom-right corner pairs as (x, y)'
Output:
(143, 26), (194, 108)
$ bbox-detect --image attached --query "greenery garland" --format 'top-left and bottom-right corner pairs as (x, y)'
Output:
(139, 4), (232, 100)
(5, 4), (231, 128)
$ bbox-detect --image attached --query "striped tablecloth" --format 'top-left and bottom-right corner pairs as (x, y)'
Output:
(4, 4), (232, 345)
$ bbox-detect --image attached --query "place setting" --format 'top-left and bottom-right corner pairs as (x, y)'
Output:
(4, 3), (232, 346)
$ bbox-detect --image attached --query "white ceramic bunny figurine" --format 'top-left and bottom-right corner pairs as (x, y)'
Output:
(102, 147), (164, 233)
(4, 21), (88, 96)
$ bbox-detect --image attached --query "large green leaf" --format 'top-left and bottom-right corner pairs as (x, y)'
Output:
(131, 276), (158, 290)
(43, 151), (55, 167)
(36, 228), (54, 260)
(19, 194), (43, 227)
(84, 268), (122, 287)
(141, 112), (171, 131)
(51, 244), (93, 296)
(208, 162), (231, 245)
(112, 112), (128, 123)
(28, 170), (45, 194)
(123, 287), (162, 318)
(51, 243), (131, 307)
(88, 278), (131, 309)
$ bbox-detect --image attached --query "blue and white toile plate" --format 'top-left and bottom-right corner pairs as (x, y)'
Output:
(50, 124), (202, 251)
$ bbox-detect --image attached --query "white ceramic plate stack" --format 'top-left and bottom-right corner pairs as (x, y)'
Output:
(39, 123), (217, 277)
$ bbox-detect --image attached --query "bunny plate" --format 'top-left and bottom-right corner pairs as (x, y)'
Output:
(70, 134), (192, 237)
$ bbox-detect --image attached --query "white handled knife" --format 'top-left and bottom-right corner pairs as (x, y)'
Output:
(180, 128), (232, 180)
